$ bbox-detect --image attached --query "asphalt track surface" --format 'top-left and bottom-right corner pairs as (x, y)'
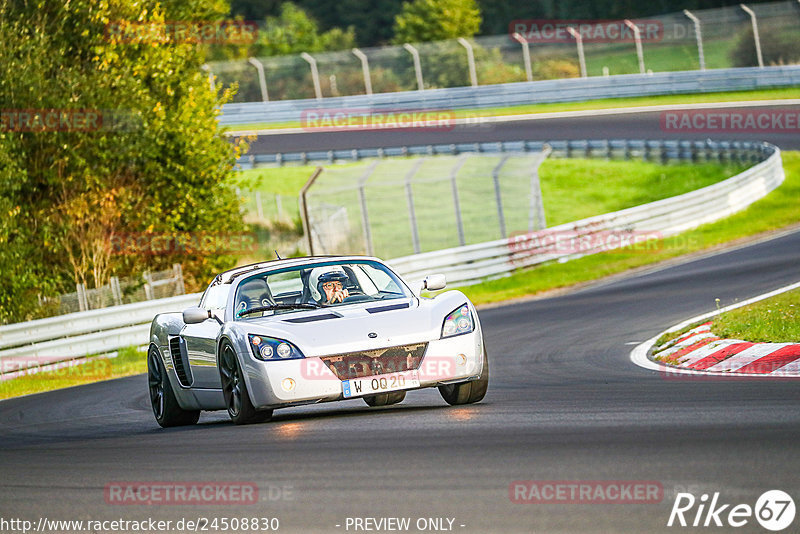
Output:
(2, 227), (800, 533)
(244, 103), (800, 154)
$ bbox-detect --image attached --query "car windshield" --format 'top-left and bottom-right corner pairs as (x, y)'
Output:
(233, 260), (411, 319)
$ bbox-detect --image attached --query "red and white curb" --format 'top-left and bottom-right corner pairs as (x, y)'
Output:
(631, 280), (800, 378)
(651, 322), (800, 376)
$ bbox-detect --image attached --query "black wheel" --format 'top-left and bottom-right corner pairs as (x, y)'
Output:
(438, 348), (489, 406)
(363, 390), (406, 407)
(147, 347), (200, 428)
(219, 342), (273, 425)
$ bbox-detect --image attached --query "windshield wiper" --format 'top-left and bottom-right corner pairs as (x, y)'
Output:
(237, 302), (320, 317)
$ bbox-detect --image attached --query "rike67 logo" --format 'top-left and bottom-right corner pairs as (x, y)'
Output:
(668, 490), (795, 531)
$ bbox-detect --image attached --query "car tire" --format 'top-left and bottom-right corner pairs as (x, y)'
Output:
(363, 390), (406, 407)
(219, 341), (273, 425)
(148, 347), (200, 428)
(438, 348), (489, 406)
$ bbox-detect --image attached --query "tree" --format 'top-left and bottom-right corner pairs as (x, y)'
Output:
(252, 2), (355, 57)
(0, 0), (248, 323)
(392, 0), (481, 44)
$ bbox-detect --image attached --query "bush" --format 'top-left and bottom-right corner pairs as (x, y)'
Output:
(730, 23), (800, 68)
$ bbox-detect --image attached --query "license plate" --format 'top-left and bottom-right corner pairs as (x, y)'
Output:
(342, 370), (420, 398)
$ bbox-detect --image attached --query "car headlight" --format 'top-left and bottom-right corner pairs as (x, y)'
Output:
(441, 304), (474, 338)
(248, 335), (305, 361)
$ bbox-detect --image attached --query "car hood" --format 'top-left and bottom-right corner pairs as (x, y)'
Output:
(233, 293), (469, 357)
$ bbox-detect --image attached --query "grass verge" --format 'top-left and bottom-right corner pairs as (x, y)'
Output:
(712, 288), (800, 343)
(0, 347), (146, 400)
(225, 87), (800, 132)
(461, 152), (800, 305)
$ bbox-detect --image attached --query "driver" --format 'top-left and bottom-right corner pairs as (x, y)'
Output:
(308, 266), (350, 304)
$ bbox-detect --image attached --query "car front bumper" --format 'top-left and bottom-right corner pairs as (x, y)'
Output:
(243, 329), (484, 409)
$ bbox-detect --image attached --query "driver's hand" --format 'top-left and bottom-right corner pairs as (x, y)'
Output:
(329, 288), (349, 303)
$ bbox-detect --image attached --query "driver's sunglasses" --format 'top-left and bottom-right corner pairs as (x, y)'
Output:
(322, 281), (343, 291)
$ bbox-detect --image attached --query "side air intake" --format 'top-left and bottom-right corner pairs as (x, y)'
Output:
(168, 336), (193, 387)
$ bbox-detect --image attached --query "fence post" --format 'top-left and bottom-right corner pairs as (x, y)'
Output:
(352, 48), (373, 95)
(299, 167), (323, 255)
(357, 161), (379, 256)
(449, 155), (468, 246)
(624, 20), (646, 74)
(276, 194), (284, 219)
(683, 10), (706, 71)
(143, 272), (154, 300)
(173, 264), (185, 295)
(76, 283), (88, 312)
(403, 43), (424, 91)
(404, 159), (426, 254)
(247, 57), (269, 101)
(457, 38), (478, 87)
(512, 33), (533, 82)
(201, 64), (215, 91)
(530, 146), (550, 232)
(740, 4), (764, 68)
(300, 52), (323, 99)
(110, 276), (123, 306)
(492, 155), (510, 238)
(566, 27), (587, 78)
(255, 190), (264, 219)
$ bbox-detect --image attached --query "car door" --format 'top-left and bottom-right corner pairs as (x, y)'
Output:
(182, 284), (227, 389)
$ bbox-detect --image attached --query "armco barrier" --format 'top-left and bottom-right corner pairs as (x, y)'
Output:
(219, 66), (800, 127)
(0, 140), (782, 372)
(238, 135), (772, 168)
(0, 294), (200, 366)
(389, 140), (783, 286)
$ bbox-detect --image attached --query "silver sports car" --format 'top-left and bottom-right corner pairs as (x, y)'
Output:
(147, 256), (488, 426)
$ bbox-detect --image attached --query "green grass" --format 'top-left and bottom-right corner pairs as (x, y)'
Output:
(461, 152), (800, 305)
(225, 87), (800, 131)
(539, 159), (747, 226)
(0, 347), (146, 400)
(712, 288), (800, 343)
(583, 38), (737, 76)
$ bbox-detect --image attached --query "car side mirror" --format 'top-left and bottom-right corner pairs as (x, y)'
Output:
(183, 307), (214, 324)
(422, 274), (447, 292)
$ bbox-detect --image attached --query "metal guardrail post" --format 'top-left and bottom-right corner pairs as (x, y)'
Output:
(740, 4), (764, 68)
(566, 27), (587, 78)
(352, 48), (373, 95)
(404, 159), (426, 254)
(683, 10), (706, 71)
(300, 52), (323, 100)
(403, 43), (424, 91)
(624, 20), (646, 74)
(512, 33), (533, 82)
(358, 161), (379, 256)
(457, 37), (478, 87)
(247, 57), (269, 102)
(492, 155), (510, 238)
(449, 155), (468, 246)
